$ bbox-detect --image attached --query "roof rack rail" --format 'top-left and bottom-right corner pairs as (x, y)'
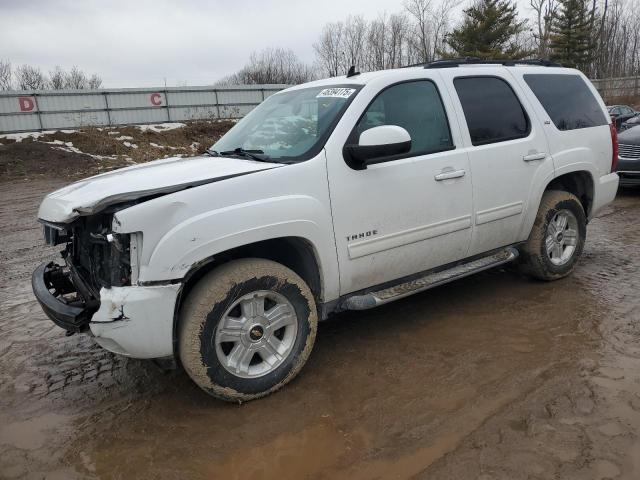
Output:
(424, 57), (562, 69)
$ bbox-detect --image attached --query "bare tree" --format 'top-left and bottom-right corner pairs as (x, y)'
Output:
(314, 22), (346, 77)
(87, 73), (103, 89)
(48, 65), (66, 89)
(342, 15), (368, 72)
(15, 64), (48, 90)
(405, 0), (433, 62)
(588, 0), (640, 79)
(65, 66), (87, 89)
(218, 47), (315, 85)
(0, 59), (12, 90)
(386, 13), (410, 68)
(530, 0), (558, 58)
(431, 0), (463, 59)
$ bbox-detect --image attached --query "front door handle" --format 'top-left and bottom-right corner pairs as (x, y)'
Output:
(523, 152), (547, 162)
(434, 169), (466, 181)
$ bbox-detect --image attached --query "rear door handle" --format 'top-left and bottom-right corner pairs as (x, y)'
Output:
(523, 152), (547, 162)
(434, 169), (466, 181)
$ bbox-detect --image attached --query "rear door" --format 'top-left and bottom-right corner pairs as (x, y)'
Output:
(440, 68), (554, 256)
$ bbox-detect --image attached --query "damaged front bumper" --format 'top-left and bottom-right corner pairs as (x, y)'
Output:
(32, 260), (180, 359)
(90, 283), (180, 358)
(31, 261), (99, 333)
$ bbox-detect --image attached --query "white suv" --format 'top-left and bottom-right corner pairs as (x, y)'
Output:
(33, 60), (619, 402)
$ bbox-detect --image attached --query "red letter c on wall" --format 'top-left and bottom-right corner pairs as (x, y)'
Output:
(18, 97), (35, 112)
(150, 92), (162, 106)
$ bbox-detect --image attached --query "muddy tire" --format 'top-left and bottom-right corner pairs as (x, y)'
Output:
(178, 258), (318, 403)
(519, 190), (586, 281)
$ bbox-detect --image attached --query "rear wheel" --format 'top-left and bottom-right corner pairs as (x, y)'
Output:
(519, 190), (587, 281)
(178, 258), (318, 402)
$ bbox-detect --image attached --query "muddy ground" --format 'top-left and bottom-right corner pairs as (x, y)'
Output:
(1, 175), (640, 480)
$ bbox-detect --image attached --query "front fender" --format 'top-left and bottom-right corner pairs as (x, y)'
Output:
(143, 195), (333, 284)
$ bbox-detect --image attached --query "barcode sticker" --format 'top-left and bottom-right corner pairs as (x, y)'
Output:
(316, 88), (356, 99)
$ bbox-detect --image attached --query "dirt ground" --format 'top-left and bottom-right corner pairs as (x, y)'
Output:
(1, 175), (640, 479)
(0, 121), (235, 182)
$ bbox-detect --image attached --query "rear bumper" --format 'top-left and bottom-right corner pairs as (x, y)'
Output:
(590, 172), (619, 219)
(31, 261), (98, 333)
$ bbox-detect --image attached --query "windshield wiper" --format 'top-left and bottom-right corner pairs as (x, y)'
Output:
(207, 148), (272, 162)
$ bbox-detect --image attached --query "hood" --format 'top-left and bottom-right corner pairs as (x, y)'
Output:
(618, 127), (640, 146)
(38, 154), (283, 223)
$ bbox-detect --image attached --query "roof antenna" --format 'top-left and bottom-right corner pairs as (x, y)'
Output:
(346, 65), (360, 78)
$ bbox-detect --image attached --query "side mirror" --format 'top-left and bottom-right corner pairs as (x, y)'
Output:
(344, 125), (411, 168)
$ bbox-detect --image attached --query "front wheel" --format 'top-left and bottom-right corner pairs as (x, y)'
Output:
(519, 190), (587, 281)
(178, 258), (318, 402)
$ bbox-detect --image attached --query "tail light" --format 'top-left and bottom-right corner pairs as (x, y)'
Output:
(610, 121), (619, 172)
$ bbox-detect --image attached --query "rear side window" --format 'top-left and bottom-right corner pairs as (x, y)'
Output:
(454, 77), (530, 146)
(352, 80), (453, 157)
(523, 74), (608, 131)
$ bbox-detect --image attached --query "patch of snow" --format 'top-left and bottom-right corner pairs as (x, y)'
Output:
(149, 143), (165, 148)
(52, 146), (84, 156)
(107, 131), (121, 135)
(115, 135), (134, 141)
(123, 141), (138, 149)
(136, 122), (185, 132)
(0, 129), (78, 142)
(1, 131), (47, 142)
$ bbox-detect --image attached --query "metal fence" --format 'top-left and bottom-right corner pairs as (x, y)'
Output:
(0, 85), (287, 134)
(1, 76), (638, 134)
(591, 76), (640, 99)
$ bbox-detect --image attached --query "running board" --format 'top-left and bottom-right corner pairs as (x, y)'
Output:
(342, 247), (519, 310)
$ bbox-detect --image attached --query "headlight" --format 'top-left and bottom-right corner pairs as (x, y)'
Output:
(41, 222), (69, 246)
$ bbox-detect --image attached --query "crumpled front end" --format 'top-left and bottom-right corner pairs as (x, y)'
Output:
(32, 210), (179, 358)
(33, 212), (130, 333)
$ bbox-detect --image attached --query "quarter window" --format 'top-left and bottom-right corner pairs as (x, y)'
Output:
(523, 74), (608, 131)
(454, 77), (530, 146)
(352, 80), (453, 158)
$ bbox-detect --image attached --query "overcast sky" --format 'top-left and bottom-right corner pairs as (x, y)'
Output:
(0, 0), (535, 88)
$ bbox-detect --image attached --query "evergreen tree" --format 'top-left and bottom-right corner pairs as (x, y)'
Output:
(549, 0), (595, 70)
(445, 0), (532, 59)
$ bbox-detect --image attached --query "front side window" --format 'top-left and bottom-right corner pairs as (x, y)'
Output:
(212, 85), (360, 162)
(351, 80), (453, 157)
(523, 74), (608, 131)
(454, 76), (530, 146)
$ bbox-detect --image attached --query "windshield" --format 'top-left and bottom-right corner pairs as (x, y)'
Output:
(211, 85), (361, 162)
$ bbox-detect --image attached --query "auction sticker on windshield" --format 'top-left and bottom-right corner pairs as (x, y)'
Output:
(316, 88), (356, 99)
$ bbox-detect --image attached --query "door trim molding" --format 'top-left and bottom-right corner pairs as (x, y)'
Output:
(347, 214), (472, 259)
(475, 201), (524, 225)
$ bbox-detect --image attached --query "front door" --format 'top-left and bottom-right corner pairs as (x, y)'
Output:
(325, 76), (474, 295)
